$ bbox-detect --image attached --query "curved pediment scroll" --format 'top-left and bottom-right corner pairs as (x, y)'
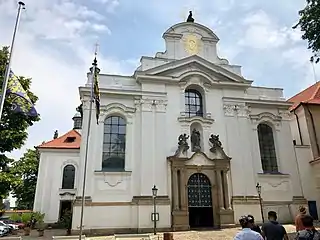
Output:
(99, 103), (135, 124)
(250, 112), (282, 131)
(250, 112), (282, 122)
(208, 134), (231, 160)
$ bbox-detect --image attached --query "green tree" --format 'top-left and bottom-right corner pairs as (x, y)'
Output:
(293, 0), (320, 63)
(11, 149), (39, 210)
(0, 46), (40, 203)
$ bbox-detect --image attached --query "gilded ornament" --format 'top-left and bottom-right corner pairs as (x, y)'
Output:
(184, 34), (200, 55)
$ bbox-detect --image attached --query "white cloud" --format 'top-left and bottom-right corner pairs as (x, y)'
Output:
(239, 10), (291, 49)
(282, 45), (319, 90)
(0, 0), (132, 159)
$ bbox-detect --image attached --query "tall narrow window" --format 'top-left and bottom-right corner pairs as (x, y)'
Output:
(257, 123), (278, 173)
(62, 165), (75, 189)
(185, 89), (203, 117)
(102, 116), (126, 171)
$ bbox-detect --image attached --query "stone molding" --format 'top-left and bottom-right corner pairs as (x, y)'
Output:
(231, 195), (308, 206)
(278, 109), (292, 121)
(71, 227), (172, 235)
(177, 115), (215, 127)
(99, 103), (135, 124)
(231, 196), (260, 205)
(250, 112), (283, 132)
(134, 98), (168, 113)
(73, 196), (170, 207)
(292, 196), (308, 205)
(223, 103), (251, 117)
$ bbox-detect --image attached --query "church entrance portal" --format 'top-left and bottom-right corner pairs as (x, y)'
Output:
(187, 173), (213, 228)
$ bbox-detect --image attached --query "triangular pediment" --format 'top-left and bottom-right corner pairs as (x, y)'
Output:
(137, 55), (252, 85)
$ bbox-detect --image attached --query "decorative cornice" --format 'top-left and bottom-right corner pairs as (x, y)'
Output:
(278, 109), (292, 120)
(223, 103), (251, 117)
(99, 103), (135, 124)
(134, 98), (168, 112)
(177, 115), (214, 126)
(250, 112), (282, 131)
(250, 112), (282, 122)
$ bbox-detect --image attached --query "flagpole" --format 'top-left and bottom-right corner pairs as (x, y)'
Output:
(0, 1), (25, 121)
(78, 52), (97, 240)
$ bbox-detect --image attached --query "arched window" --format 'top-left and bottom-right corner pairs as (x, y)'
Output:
(102, 116), (126, 171)
(62, 165), (75, 189)
(185, 89), (203, 117)
(257, 123), (278, 173)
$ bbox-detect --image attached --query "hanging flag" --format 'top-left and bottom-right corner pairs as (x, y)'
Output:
(93, 65), (100, 124)
(6, 70), (38, 117)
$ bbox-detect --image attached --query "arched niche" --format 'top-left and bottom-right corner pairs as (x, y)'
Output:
(190, 122), (204, 152)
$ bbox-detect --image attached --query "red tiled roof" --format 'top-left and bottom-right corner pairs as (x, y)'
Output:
(37, 129), (81, 149)
(287, 81), (320, 111)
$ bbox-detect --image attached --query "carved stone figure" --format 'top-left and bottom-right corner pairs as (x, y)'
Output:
(209, 134), (222, 152)
(53, 130), (58, 139)
(191, 128), (201, 152)
(186, 11), (194, 23)
(175, 133), (190, 156)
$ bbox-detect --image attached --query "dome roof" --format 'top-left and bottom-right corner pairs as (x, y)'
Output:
(73, 112), (81, 119)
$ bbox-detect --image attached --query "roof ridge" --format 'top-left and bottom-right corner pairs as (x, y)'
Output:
(287, 81), (319, 102)
(37, 129), (81, 149)
(310, 81), (320, 100)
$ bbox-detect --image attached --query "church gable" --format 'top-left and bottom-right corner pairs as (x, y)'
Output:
(137, 55), (252, 85)
(37, 130), (81, 150)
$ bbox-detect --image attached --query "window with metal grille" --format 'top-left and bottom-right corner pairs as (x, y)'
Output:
(185, 89), (203, 117)
(102, 116), (126, 171)
(62, 165), (75, 189)
(257, 123), (279, 173)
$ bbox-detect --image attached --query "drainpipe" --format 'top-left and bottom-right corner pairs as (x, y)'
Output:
(293, 140), (304, 197)
(306, 105), (320, 157)
(293, 109), (303, 145)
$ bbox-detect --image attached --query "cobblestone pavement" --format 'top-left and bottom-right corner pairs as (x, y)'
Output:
(13, 225), (301, 239)
(87, 225), (299, 240)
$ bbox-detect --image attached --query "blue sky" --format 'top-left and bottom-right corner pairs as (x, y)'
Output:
(0, 0), (318, 159)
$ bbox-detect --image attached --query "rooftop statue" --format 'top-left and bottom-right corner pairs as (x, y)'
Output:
(186, 11), (194, 23)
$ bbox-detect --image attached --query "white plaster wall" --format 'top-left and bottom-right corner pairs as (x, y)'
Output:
(289, 106), (320, 215)
(72, 205), (171, 230)
(33, 150), (80, 223)
(233, 204), (262, 223)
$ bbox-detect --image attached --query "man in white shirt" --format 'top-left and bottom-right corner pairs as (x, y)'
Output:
(234, 215), (264, 240)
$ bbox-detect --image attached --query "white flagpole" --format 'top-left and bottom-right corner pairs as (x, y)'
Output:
(0, 1), (25, 121)
(78, 45), (98, 240)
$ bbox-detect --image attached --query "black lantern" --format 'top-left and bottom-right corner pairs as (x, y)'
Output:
(152, 185), (158, 235)
(152, 185), (158, 197)
(256, 182), (264, 223)
(256, 183), (262, 195)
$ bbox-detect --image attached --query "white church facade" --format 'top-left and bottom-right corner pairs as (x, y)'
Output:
(34, 20), (308, 234)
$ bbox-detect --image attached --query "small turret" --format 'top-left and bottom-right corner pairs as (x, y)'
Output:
(72, 112), (82, 130)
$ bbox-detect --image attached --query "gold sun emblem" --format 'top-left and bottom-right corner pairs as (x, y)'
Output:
(184, 34), (200, 55)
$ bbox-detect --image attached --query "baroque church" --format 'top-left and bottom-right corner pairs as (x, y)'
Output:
(33, 17), (308, 233)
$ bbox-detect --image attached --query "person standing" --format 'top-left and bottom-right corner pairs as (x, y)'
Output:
(234, 215), (263, 240)
(296, 206), (307, 232)
(295, 214), (320, 240)
(261, 211), (289, 240)
(248, 214), (262, 234)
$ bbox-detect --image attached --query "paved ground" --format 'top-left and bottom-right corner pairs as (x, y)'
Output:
(10, 224), (300, 239)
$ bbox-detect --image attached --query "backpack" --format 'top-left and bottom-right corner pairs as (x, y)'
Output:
(296, 229), (320, 240)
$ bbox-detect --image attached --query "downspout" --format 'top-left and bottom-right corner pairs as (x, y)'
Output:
(293, 140), (304, 197)
(293, 109), (303, 145)
(306, 104), (320, 157)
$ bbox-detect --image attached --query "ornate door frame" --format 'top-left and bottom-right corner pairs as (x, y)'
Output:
(168, 152), (232, 231)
